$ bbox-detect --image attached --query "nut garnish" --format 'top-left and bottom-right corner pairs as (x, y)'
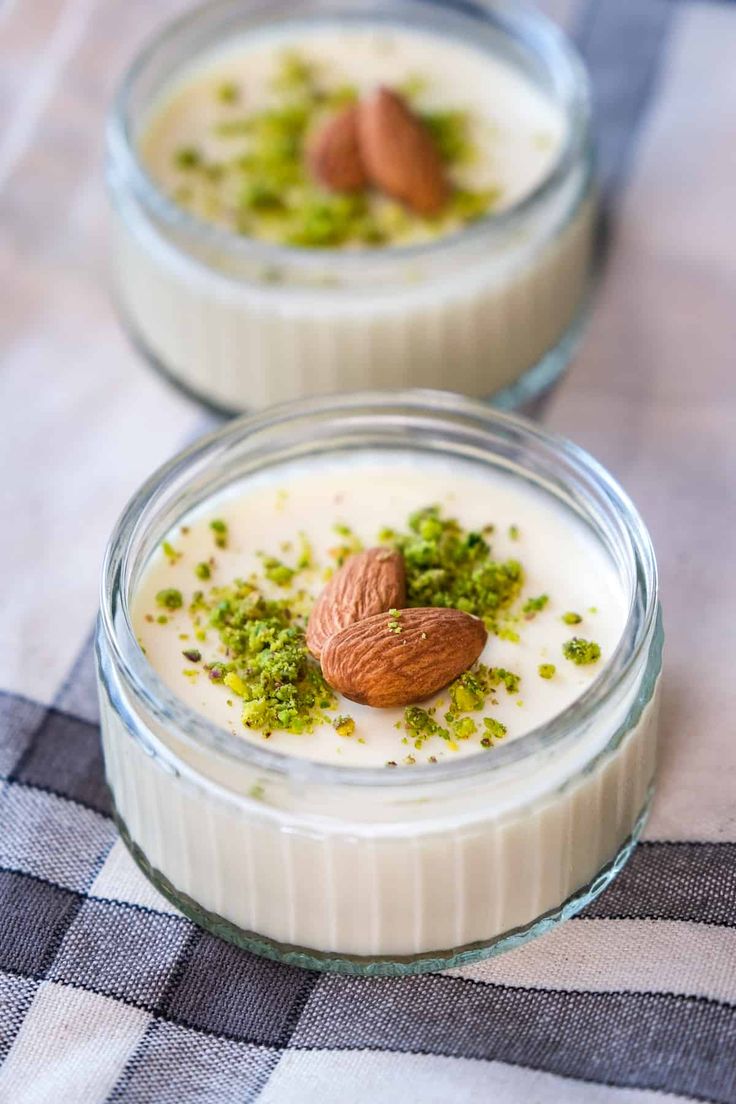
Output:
(307, 104), (368, 193)
(320, 607), (487, 708)
(306, 547), (406, 659)
(358, 87), (449, 216)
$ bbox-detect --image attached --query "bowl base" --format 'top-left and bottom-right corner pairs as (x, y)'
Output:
(113, 789), (651, 977)
(115, 293), (592, 423)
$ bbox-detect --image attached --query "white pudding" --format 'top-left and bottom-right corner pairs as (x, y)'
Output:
(98, 398), (661, 971)
(108, 1), (593, 411)
(133, 455), (626, 767)
(141, 29), (565, 241)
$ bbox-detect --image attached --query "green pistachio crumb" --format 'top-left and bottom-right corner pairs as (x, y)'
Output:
(195, 562), (211, 580)
(156, 588), (183, 610)
(217, 81), (239, 104)
(385, 505), (523, 628)
(450, 186), (502, 222)
(330, 523), (363, 566)
(162, 540), (181, 562)
(483, 717), (507, 741)
(333, 714), (355, 738)
(538, 664), (556, 679)
(296, 532), (314, 571)
(403, 706), (449, 748)
(173, 146), (201, 170)
(421, 109), (473, 164)
(509, 525), (520, 541)
(523, 594), (549, 615)
(387, 608), (402, 634)
(562, 611), (583, 625)
(324, 83), (359, 109)
(209, 519), (228, 549)
(182, 648), (202, 663)
(260, 555), (295, 587)
(398, 73), (428, 100)
(448, 665), (520, 715)
(198, 579), (335, 733)
(453, 717), (477, 741)
(563, 637), (601, 665)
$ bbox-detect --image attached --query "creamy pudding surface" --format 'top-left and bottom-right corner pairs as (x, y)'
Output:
(140, 25), (565, 246)
(134, 453), (625, 767)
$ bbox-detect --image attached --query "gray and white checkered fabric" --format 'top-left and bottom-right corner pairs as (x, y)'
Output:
(2, 1), (736, 1101)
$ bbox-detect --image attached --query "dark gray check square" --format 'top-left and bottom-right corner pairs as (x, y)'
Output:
(12, 707), (110, 815)
(0, 869), (81, 977)
(109, 1019), (279, 1103)
(160, 932), (316, 1045)
(49, 897), (191, 1008)
(0, 782), (115, 891)
(0, 692), (46, 778)
(0, 971), (41, 1062)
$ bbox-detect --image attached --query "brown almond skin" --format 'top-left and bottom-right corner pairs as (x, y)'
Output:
(358, 87), (449, 216)
(308, 104), (368, 193)
(307, 547), (406, 660)
(321, 607), (487, 708)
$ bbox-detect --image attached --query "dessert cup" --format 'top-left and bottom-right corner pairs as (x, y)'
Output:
(106, 0), (594, 415)
(97, 391), (662, 975)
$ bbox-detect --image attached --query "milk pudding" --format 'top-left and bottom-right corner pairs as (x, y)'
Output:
(97, 395), (661, 973)
(133, 458), (625, 767)
(141, 30), (564, 246)
(108, 0), (594, 411)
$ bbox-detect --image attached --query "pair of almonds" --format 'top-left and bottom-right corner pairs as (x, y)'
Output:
(308, 87), (449, 216)
(307, 547), (487, 708)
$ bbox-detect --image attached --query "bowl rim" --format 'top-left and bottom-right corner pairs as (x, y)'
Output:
(98, 389), (659, 791)
(106, 0), (592, 278)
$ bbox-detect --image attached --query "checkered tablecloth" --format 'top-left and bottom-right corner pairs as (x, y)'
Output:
(1, 0), (736, 1101)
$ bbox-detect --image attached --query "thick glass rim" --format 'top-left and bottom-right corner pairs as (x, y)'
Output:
(99, 390), (658, 790)
(106, 0), (592, 277)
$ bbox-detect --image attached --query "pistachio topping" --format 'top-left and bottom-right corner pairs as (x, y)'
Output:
(332, 714), (356, 738)
(156, 588), (183, 610)
(383, 505), (523, 632)
(143, 496), (609, 760)
(209, 519), (228, 549)
(165, 51), (500, 248)
(562, 637), (601, 665)
(523, 594), (549, 616)
(205, 581), (336, 733)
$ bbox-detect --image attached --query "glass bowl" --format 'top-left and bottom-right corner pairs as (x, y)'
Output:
(106, 0), (594, 415)
(96, 391), (661, 975)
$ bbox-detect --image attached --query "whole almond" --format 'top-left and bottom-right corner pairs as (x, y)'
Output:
(308, 104), (368, 193)
(321, 607), (487, 708)
(307, 547), (406, 660)
(358, 88), (449, 216)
